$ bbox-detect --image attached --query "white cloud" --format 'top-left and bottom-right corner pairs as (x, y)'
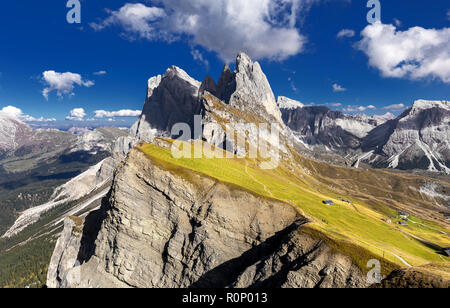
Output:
(66, 108), (87, 121)
(343, 105), (376, 112)
(21, 115), (57, 122)
(382, 103), (405, 110)
(337, 29), (355, 38)
(1, 106), (22, 118)
(90, 1), (317, 62)
(356, 22), (450, 83)
(90, 3), (166, 36)
(0, 105), (56, 122)
(94, 109), (141, 118)
(332, 83), (347, 92)
(93, 70), (107, 76)
(42, 71), (94, 100)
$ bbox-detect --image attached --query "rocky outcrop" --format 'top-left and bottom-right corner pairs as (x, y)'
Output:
(201, 53), (284, 126)
(47, 148), (367, 288)
(226, 53), (284, 125)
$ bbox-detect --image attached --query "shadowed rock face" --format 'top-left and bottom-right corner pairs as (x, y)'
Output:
(131, 66), (203, 142)
(47, 148), (367, 288)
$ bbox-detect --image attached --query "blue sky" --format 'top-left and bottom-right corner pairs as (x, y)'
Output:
(0, 0), (448, 127)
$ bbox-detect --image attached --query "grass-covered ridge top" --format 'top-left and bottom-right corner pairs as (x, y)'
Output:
(137, 141), (450, 273)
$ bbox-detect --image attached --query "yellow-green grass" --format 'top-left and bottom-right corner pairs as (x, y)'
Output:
(137, 141), (450, 271)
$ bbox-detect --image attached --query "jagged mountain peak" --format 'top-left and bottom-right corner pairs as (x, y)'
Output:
(230, 52), (283, 124)
(198, 52), (284, 124)
(163, 65), (201, 88)
(131, 64), (203, 142)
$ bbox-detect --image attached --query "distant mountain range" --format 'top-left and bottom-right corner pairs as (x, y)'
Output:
(280, 99), (449, 174)
(0, 114), (127, 236)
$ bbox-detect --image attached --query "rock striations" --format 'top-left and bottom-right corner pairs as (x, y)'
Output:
(360, 100), (450, 173)
(47, 148), (367, 288)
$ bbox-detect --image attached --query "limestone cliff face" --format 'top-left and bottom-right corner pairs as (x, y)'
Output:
(47, 148), (367, 288)
(131, 66), (202, 142)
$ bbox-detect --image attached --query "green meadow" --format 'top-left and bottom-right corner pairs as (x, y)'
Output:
(137, 141), (450, 274)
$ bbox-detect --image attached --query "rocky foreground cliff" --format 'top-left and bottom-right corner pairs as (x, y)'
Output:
(47, 148), (367, 288)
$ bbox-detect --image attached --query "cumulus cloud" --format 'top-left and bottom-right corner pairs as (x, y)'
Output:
(90, 1), (317, 62)
(66, 108), (87, 121)
(332, 83), (347, 92)
(382, 103), (405, 110)
(42, 71), (94, 100)
(0, 105), (56, 122)
(337, 29), (355, 39)
(343, 105), (376, 112)
(90, 3), (166, 37)
(94, 109), (141, 118)
(0, 106), (22, 118)
(356, 22), (450, 83)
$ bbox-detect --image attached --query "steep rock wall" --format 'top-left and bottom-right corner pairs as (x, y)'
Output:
(47, 149), (367, 288)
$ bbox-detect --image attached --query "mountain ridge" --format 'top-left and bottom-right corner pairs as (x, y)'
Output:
(44, 53), (450, 288)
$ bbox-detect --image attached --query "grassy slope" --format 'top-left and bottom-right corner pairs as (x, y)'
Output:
(138, 141), (450, 274)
